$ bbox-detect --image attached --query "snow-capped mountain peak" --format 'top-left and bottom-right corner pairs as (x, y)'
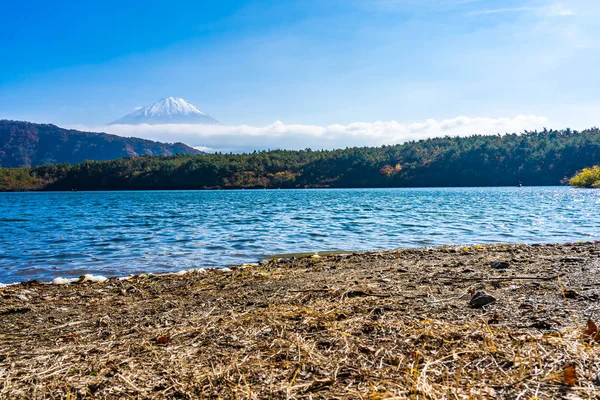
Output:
(109, 97), (219, 125)
(145, 97), (206, 117)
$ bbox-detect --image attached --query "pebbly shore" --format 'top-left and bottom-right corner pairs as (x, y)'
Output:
(1, 241), (600, 399)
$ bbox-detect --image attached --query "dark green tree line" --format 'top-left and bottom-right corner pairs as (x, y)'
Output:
(1, 128), (599, 191)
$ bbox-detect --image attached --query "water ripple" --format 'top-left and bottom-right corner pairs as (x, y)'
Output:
(0, 187), (599, 283)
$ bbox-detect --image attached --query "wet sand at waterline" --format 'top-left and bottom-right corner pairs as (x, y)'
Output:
(1, 242), (600, 399)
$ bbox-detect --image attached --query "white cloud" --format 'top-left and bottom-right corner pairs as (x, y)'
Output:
(546, 5), (575, 16)
(468, 7), (535, 16)
(361, 0), (484, 13)
(366, 1), (575, 17)
(193, 146), (219, 153)
(73, 114), (550, 153)
(468, 5), (574, 17)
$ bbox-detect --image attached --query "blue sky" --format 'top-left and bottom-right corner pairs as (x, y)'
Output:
(1, 0), (599, 151)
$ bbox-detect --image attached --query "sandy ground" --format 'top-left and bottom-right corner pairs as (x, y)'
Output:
(1, 241), (600, 399)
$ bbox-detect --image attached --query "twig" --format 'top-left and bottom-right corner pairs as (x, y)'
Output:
(343, 289), (391, 298)
(447, 274), (564, 283)
(47, 320), (86, 331)
(117, 373), (144, 393)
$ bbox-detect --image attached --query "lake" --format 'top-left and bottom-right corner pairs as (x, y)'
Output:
(0, 187), (599, 283)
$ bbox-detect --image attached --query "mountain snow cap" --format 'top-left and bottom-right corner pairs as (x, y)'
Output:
(109, 97), (219, 125)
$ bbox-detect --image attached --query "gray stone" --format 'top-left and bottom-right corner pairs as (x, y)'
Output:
(490, 261), (510, 269)
(469, 291), (497, 308)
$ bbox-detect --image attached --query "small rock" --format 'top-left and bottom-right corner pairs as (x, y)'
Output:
(346, 290), (369, 298)
(490, 261), (510, 269)
(561, 256), (585, 263)
(336, 313), (347, 321)
(530, 320), (553, 330)
(469, 291), (496, 308)
(372, 307), (385, 316)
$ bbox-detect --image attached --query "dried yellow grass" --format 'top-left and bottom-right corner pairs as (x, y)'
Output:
(1, 242), (600, 399)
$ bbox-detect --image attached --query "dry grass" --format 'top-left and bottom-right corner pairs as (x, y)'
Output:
(1, 242), (600, 399)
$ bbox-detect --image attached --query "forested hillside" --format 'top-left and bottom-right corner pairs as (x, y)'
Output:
(0, 120), (201, 167)
(1, 128), (599, 191)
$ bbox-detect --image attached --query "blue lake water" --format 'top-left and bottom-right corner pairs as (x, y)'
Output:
(0, 187), (599, 283)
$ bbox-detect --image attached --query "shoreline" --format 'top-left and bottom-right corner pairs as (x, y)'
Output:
(1, 240), (596, 287)
(0, 184), (577, 193)
(1, 241), (600, 398)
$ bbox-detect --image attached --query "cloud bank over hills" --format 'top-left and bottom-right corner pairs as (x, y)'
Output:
(76, 114), (550, 153)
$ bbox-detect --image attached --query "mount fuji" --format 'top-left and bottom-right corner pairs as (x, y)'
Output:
(109, 97), (219, 125)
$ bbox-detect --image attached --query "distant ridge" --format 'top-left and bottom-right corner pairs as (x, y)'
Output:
(109, 97), (219, 125)
(0, 120), (202, 168)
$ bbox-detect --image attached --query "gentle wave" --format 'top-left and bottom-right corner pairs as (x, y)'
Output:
(0, 187), (599, 283)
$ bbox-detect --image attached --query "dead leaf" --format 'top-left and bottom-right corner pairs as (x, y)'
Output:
(106, 360), (119, 372)
(583, 319), (600, 340)
(564, 364), (577, 386)
(156, 336), (169, 345)
(306, 378), (333, 392)
(488, 313), (501, 324)
(359, 344), (376, 354)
